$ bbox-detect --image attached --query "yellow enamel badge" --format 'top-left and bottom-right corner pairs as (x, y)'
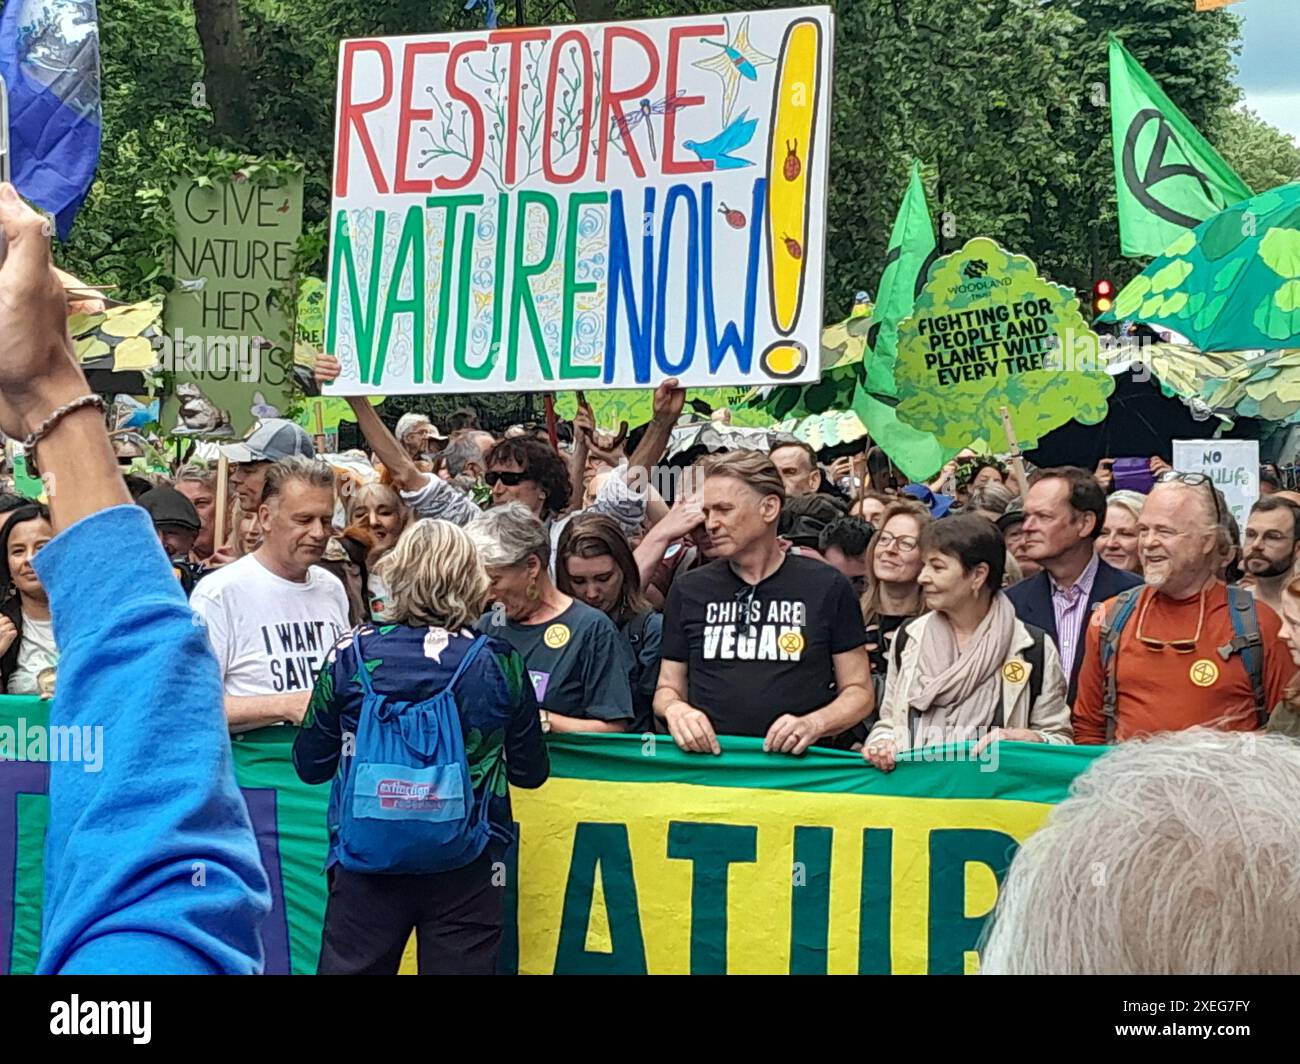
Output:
(778, 631), (805, 655)
(544, 624), (571, 649)
(1189, 659), (1219, 687)
(1002, 661), (1027, 684)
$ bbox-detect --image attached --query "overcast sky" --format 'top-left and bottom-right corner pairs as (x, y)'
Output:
(1236, 0), (1300, 140)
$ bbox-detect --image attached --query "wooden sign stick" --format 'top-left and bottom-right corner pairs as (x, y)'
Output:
(213, 454), (229, 548)
(999, 406), (1030, 498)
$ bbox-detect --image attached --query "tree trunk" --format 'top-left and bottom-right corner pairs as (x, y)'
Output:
(192, 0), (254, 144)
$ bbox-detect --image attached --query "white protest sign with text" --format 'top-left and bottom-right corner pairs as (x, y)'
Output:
(324, 8), (833, 395)
(1172, 438), (1259, 531)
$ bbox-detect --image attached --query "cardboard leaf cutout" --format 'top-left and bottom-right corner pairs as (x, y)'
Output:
(894, 238), (1113, 451)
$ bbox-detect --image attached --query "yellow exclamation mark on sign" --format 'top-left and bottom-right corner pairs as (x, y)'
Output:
(761, 17), (822, 380)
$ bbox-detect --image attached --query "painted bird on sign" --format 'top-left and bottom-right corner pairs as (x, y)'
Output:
(683, 111), (758, 171)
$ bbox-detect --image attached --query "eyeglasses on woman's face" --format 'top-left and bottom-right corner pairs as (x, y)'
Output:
(877, 531), (919, 553)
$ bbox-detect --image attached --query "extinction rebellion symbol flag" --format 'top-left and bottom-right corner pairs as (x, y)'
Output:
(1108, 34), (1251, 258)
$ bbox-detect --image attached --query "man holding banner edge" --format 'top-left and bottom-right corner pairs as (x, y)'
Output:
(655, 450), (872, 755)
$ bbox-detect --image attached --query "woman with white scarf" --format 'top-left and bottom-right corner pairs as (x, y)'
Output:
(864, 514), (1072, 771)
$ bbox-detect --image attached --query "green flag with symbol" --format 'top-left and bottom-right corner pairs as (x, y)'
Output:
(1109, 35), (1251, 258)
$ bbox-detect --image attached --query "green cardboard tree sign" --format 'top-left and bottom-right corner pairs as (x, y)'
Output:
(894, 238), (1113, 451)
(294, 277), (382, 432)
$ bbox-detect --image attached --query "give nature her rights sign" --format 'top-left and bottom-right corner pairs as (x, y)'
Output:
(323, 8), (833, 396)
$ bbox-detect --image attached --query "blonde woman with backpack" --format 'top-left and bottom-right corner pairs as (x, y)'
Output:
(293, 519), (548, 974)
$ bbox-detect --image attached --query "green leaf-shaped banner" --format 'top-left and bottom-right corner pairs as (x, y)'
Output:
(894, 237), (1114, 452)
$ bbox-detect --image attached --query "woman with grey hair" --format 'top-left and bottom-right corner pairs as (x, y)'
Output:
(966, 481), (1015, 520)
(467, 503), (633, 734)
(293, 518), (548, 975)
(981, 728), (1300, 974)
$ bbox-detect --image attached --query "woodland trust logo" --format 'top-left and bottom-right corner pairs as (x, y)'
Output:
(949, 259), (1010, 297)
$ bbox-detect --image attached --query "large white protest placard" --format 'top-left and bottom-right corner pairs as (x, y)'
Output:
(1172, 438), (1259, 531)
(324, 8), (833, 396)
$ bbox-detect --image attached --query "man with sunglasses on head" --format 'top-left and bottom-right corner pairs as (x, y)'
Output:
(654, 451), (873, 755)
(1073, 473), (1291, 744)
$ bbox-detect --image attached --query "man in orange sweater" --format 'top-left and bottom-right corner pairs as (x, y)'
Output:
(1074, 476), (1292, 743)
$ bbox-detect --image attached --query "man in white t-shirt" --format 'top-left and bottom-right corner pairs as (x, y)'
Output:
(191, 456), (350, 733)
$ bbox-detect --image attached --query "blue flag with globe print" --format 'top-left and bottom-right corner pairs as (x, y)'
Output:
(0, 0), (101, 238)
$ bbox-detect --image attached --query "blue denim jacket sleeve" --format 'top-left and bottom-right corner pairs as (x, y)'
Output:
(32, 504), (271, 974)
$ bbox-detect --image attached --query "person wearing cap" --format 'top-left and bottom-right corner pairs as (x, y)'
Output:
(900, 482), (955, 519)
(777, 493), (847, 562)
(1006, 467), (1142, 706)
(220, 418), (316, 514)
(394, 412), (447, 462)
(997, 505), (1040, 580)
(138, 485), (205, 595)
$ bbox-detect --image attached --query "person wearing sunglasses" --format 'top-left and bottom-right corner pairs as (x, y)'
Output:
(311, 355), (684, 558)
(1073, 474), (1292, 744)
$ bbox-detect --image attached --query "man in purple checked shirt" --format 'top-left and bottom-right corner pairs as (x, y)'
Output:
(1005, 467), (1142, 706)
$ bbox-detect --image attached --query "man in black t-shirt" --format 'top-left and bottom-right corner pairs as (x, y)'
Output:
(655, 452), (872, 754)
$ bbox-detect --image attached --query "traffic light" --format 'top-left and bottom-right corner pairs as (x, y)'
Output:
(1092, 279), (1115, 317)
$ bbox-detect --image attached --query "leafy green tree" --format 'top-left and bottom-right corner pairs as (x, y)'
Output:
(58, 0), (1250, 328)
(1214, 106), (1300, 196)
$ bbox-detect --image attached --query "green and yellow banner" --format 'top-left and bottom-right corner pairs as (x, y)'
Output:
(0, 697), (1103, 975)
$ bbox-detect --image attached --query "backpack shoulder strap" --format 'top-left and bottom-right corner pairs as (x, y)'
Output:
(350, 630), (375, 697)
(891, 619), (920, 745)
(445, 634), (490, 693)
(625, 610), (651, 650)
(1099, 586), (1144, 744)
(1220, 585), (1268, 727)
(891, 617), (915, 671)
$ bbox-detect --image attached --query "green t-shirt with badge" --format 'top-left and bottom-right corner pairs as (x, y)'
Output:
(477, 600), (633, 723)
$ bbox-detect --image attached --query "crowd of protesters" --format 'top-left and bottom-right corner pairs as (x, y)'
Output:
(6, 175), (1300, 974)
(27, 356), (1293, 767)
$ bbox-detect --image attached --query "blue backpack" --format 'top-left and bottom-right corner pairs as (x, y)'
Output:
(332, 631), (492, 875)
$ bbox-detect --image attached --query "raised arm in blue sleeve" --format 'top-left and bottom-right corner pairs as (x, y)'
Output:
(33, 505), (271, 974)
